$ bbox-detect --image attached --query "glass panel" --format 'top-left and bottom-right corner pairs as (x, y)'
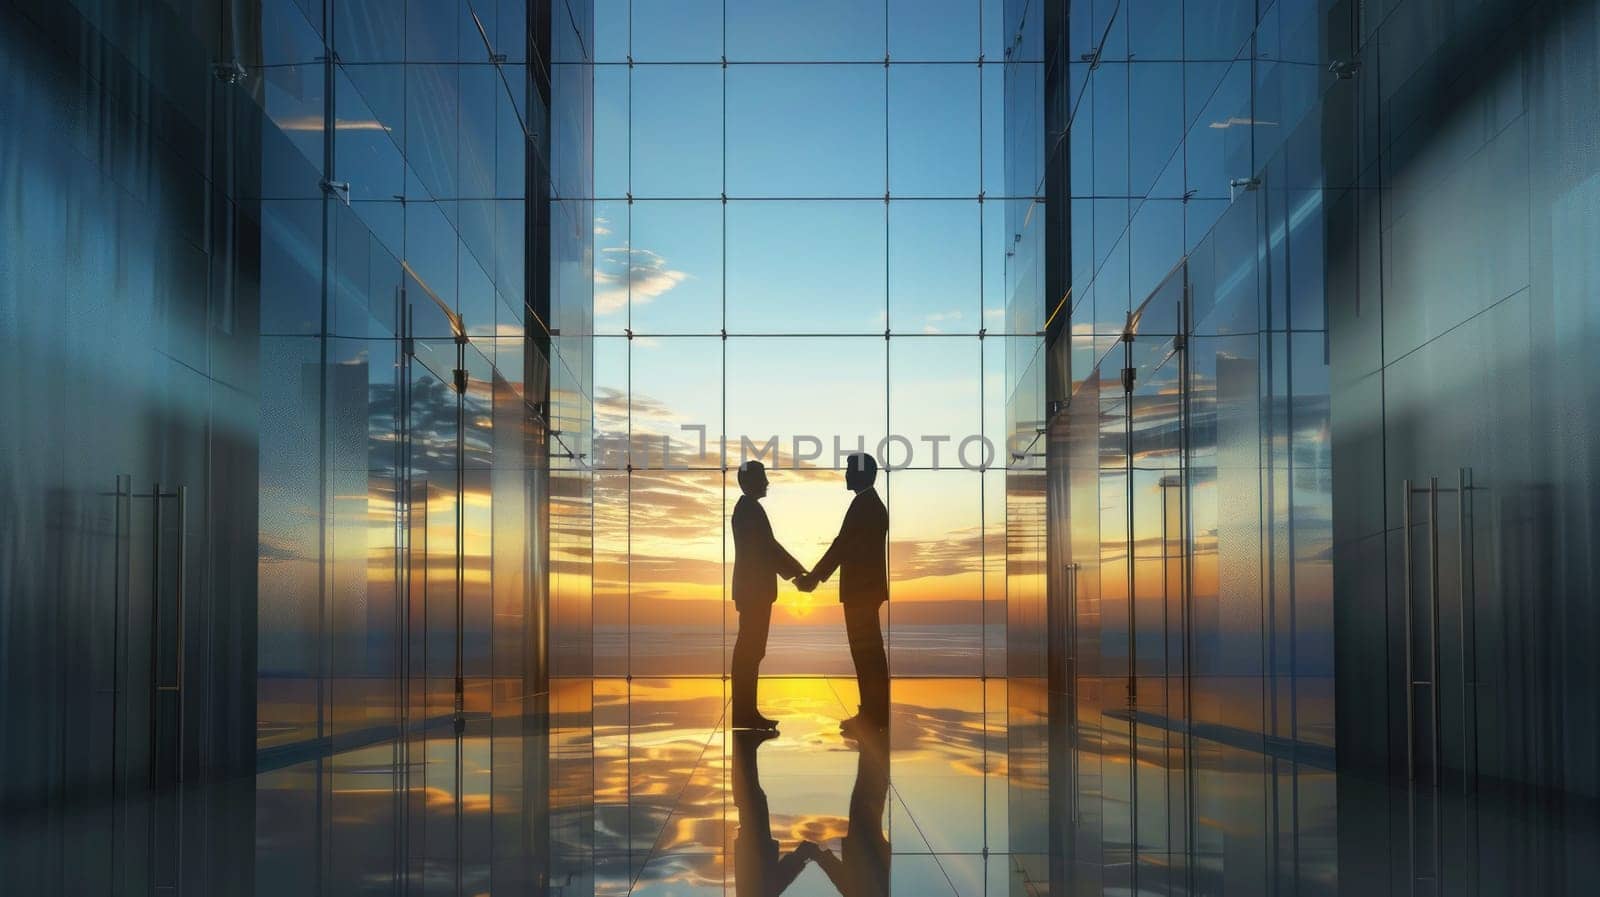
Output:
(890, 0), (979, 60)
(1128, 0), (1183, 60)
(404, 199), (459, 311)
(260, 63), (326, 174)
(335, 66), (407, 203)
(890, 337), (982, 466)
(982, 199), (1010, 331)
(631, 0), (723, 61)
(725, 201), (885, 334)
(726, 65), (886, 198)
(983, 467), (1008, 676)
(592, 0), (629, 62)
(1092, 63), (1130, 198)
(725, 337), (887, 469)
(594, 471), (629, 676)
(1129, 62), (1184, 198)
(1130, 199), (1184, 309)
(726, 0), (885, 62)
(890, 201), (981, 333)
(404, 0), (460, 62)
(888, 470), (984, 676)
(631, 64), (723, 197)
(982, 62), (1007, 199)
(326, 338), (402, 737)
(629, 201), (722, 334)
(258, 337), (325, 747)
(629, 471), (725, 675)
(1185, 60), (1251, 201)
(593, 199), (630, 333)
(260, 200), (326, 336)
(405, 64), (459, 200)
(889, 65), (981, 197)
(593, 64), (629, 198)
(629, 337), (723, 469)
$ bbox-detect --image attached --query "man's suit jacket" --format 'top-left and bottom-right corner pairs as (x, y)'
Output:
(813, 488), (889, 607)
(731, 494), (805, 607)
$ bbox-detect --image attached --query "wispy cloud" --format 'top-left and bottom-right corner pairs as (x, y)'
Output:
(890, 527), (987, 579)
(921, 309), (965, 333)
(594, 247), (689, 316)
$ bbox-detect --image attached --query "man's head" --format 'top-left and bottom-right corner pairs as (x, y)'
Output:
(844, 452), (877, 492)
(737, 460), (769, 498)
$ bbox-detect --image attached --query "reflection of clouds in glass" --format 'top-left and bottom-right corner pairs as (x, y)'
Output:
(257, 535), (310, 563)
(890, 526), (985, 579)
(272, 115), (393, 132)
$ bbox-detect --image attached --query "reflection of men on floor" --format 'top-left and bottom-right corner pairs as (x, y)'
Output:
(797, 453), (889, 733)
(815, 727), (891, 897)
(731, 461), (808, 730)
(732, 729), (821, 897)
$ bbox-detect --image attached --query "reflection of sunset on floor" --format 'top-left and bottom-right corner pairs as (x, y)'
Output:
(547, 678), (1013, 894)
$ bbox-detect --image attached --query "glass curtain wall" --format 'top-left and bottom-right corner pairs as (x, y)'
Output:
(1020, 1), (1337, 895)
(249, 1), (556, 895)
(547, 0), (601, 893)
(577, 0), (1038, 679)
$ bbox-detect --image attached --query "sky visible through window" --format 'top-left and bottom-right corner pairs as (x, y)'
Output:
(578, 0), (1041, 676)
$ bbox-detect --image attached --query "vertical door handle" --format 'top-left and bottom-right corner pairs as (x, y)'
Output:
(1428, 476), (1441, 792)
(142, 482), (187, 783)
(1457, 467), (1476, 793)
(1403, 479), (1415, 782)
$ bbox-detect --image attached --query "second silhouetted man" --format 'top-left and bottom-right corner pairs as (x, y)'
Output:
(797, 453), (890, 733)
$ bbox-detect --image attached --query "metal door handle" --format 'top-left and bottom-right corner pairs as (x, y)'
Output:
(1403, 479), (1415, 782)
(138, 481), (187, 783)
(1403, 477), (1450, 787)
(1457, 467), (1476, 794)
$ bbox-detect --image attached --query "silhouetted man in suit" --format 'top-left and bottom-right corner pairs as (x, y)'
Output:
(731, 460), (807, 730)
(814, 726), (891, 897)
(731, 729), (822, 897)
(797, 453), (889, 732)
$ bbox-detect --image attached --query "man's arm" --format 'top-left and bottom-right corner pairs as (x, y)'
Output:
(759, 508), (807, 580)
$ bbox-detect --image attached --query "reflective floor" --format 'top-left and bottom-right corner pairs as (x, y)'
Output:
(580, 678), (1013, 897)
(10, 677), (1600, 895)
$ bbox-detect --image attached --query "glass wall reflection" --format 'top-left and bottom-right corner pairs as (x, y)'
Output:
(246, 0), (570, 895)
(1031, 0), (1337, 894)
